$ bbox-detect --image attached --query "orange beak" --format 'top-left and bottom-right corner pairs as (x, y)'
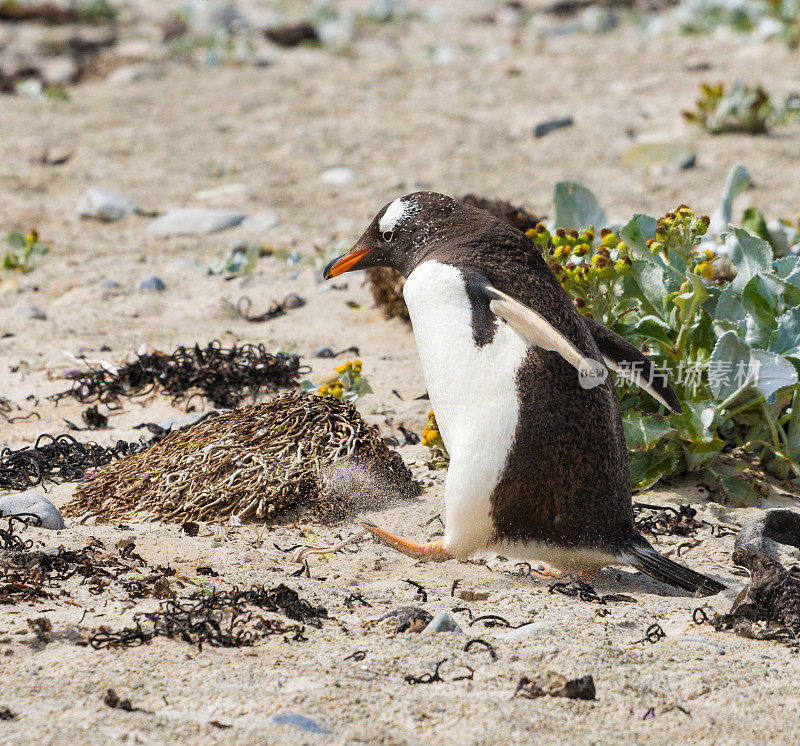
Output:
(323, 247), (373, 279)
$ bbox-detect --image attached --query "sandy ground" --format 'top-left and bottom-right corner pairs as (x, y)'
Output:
(3, 2), (800, 744)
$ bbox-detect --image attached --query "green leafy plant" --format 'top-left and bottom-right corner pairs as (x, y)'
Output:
(683, 81), (800, 135)
(674, 0), (800, 46)
(301, 360), (372, 403)
(2, 230), (50, 272)
(551, 184), (800, 499)
(202, 244), (261, 276)
(421, 410), (449, 469)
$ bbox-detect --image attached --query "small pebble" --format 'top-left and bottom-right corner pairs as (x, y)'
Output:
(320, 166), (357, 187)
(0, 491), (65, 530)
(195, 183), (254, 203)
(138, 276), (166, 292)
(270, 712), (330, 735)
(422, 611), (463, 634)
(533, 117), (574, 138)
(99, 279), (121, 289)
(77, 187), (137, 222)
(146, 208), (246, 236)
(12, 303), (47, 320)
(241, 211), (280, 232)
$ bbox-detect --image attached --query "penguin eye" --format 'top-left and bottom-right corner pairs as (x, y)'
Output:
(382, 231), (394, 243)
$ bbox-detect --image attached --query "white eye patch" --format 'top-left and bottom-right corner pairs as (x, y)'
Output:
(379, 197), (417, 234)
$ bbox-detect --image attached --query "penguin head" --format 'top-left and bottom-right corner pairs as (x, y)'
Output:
(323, 191), (459, 279)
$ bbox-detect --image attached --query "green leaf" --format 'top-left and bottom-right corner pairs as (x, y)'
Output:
(671, 400), (724, 471)
(742, 274), (780, 347)
(774, 256), (800, 279)
(627, 315), (675, 349)
(628, 445), (681, 491)
(6, 232), (25, 249)
(673, 273), (709, 324)
(727, 228), (773, 291)
(553, 182), (607, 231)
(710, 164), (751, 234)
(714, 283), (746, 324)
(629, 258), (668, 317)
(623, 413), (675, 450)
(741, 206), (773, 246)
(768, 307), (800, 356)
(718, 476), (758, 507)
(709, 331), (751, 399)
(749, 348), (798, 402)
(619, 214), (657, 258)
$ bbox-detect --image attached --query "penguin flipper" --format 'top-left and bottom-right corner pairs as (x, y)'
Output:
(484, 286), (606, 383)
(582, 316), (682, 414)
(620, 533), (726, 596)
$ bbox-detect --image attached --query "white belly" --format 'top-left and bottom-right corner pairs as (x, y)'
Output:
(403, 260), (529, 557)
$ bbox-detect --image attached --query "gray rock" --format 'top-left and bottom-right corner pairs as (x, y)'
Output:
(12, 303), (47, 321)
(241, 210), (280, 232)
(77, 187), (137, 222)
(499, 622), (556, 640)
(0, 491), (65, 530)
(622, 142), (696, 175)
(138, 276), (166, 292)
(195, 182), (254, 203)
(733, 509), (800, 571)
(270, 712), (330, 735)
(99, 279), (121, 289)
(320, 166), (357, 187)
(422, 611), (463, 634)
(107, 64), (161, 86)
(146, 208), (247, 236)
(533, 117), (574, 138)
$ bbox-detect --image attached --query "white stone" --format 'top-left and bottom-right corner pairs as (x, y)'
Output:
(12, 303), (47, 320)
(146, 208), (246, 236)
(241, 210), (279, 232)
(0, 491), (65, 530)
(194, 182), (254, 203)
(320, 166), (357, 187)
(107, 64), (162, 85)
(77, 187), (137, 222)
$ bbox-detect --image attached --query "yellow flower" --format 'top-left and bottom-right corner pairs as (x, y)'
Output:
(705, 248), (714, 260)
(554, 245), (570, 261)
(697, 261), (714, 280)
(335, 364), (348, 374)
(318, 384), (330, 396)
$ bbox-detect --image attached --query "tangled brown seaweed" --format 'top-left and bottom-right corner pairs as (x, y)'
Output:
(65, 393), (418, 524)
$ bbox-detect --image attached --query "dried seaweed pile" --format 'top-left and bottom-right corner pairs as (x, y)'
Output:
(51, 341), (303, 409)
(0, 434), (145, 492)
(367, 195), (542, 321)
(90, 583), (327, 650)
(66, 393), (418, 523)
(0, 515), (158, 604)
(633, 502), (702, 536)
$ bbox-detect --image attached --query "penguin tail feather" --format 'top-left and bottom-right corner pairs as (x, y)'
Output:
(620, 534), (726, 596)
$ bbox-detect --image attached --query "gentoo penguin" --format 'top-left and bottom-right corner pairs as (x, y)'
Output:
(323, 192), (725, 595)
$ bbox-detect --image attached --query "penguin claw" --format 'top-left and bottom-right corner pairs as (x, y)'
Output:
(360, 521), (450, 562)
